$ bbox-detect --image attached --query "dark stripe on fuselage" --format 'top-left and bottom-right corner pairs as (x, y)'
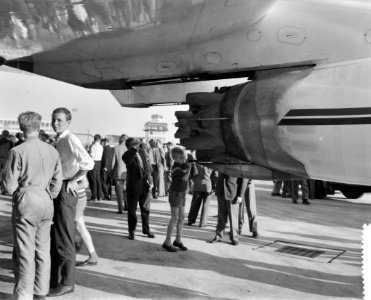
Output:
(286, 107), (371, 117)
(279, 117), (371, 126)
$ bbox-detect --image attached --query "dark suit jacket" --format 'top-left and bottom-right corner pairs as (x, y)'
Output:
(123, 147), (152, 194)
(0, 137), (13, 161)
(215, 173), (247, 201)
(101, 145), (114, 171)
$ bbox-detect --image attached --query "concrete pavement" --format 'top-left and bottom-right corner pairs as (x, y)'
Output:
(0, 181), (369, 299)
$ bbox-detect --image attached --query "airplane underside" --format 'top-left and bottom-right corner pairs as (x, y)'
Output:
(1, 0), (371, 185)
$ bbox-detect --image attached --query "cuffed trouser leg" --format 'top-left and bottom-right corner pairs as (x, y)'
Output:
(227, 201), (239, 241)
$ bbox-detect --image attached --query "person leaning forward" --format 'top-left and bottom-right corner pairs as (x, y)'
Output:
(123, 138), (155, 240)
(48, 108), (94, 297)
(1, 111), (62, 300)
(209, 174), (247, 246)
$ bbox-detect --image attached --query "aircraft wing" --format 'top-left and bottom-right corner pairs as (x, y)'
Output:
(0, 0), (278, 90)
(2, 0), (370, 91)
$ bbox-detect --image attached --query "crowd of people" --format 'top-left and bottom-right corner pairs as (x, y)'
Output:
(0, 108), (258, 300)
(271, 180), (312, 205)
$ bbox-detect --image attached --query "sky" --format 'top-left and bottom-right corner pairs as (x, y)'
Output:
(0, 67), (187, 142)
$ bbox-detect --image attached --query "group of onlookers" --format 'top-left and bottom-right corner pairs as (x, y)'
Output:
(85, 135), (178, 213)
(0, 108), (259, 300)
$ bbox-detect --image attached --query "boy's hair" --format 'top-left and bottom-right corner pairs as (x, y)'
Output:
(52, 107), (72, 121)
(171, 146), (185, 159)
(18, 111), (42, 133)
(119, 134), (128, 144)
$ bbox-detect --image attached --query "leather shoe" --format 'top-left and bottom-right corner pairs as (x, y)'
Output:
(303, 199), (311, 205)
(231, 239), (239, 246)
(292, 200), (298, 204)
(76, 259), (98, 267)
(145, 232), (155, 238)
(48, 284), (74, 297)
(208, 236), (221, 244)
(34, 295), (46, 300)
(173, 240), (188, 251)
(252, 231), (259, 238)
(128, 233), (135, 240)
(162, 243), (178, 252)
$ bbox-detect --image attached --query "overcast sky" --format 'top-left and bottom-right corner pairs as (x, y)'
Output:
(0, 67), (186, 141)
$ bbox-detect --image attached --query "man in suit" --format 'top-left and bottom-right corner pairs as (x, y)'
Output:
(209, 173), (247, 245)
(123, 138), (155, 240)
(112, 134), (128, 213)
(101, 137), (115, 200)
(148, 139), (162, 199)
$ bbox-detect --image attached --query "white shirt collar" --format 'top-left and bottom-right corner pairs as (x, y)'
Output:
(57, 129), (70, 139)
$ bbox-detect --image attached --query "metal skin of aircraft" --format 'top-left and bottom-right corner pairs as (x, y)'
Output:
(1, 0), (371, 188)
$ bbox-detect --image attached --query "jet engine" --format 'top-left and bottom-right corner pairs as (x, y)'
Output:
(175, 61), (371, 185)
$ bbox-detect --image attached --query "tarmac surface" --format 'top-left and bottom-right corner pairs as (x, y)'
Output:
(0, 181), (370, 300)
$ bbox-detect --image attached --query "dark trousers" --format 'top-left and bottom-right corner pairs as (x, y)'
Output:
(127, 180), (151, 234)
(151, 165), (159, 197)
(50, 181), (78, 287)
(101, 170), (112, 199)
(88, 161), (102, 200)
(188, 191), (210, 227)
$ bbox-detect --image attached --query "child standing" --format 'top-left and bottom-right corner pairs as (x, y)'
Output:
(162, 147), (194, 252)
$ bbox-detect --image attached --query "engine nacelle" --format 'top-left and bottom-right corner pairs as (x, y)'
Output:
(176, 60), (371, 184)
